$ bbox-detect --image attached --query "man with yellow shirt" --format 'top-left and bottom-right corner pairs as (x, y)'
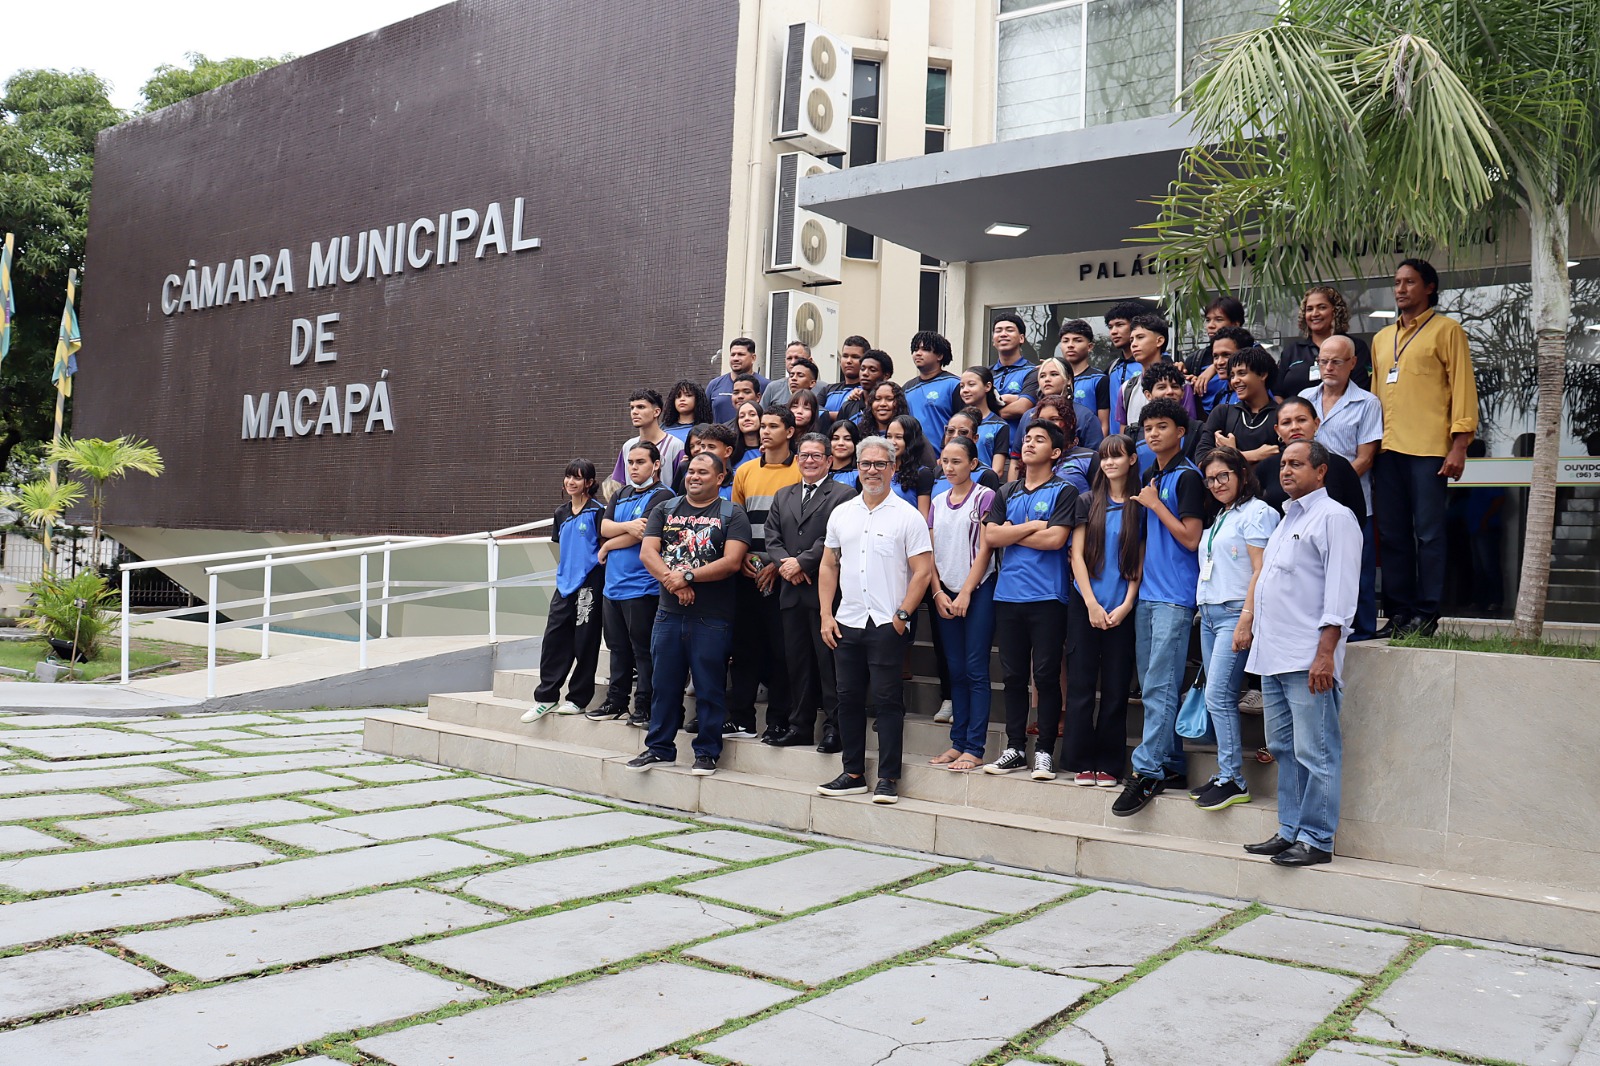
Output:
(1370, 258), (1479, 638)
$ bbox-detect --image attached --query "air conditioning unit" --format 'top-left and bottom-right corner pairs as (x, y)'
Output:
(767, 289), (840, 381)
(768, 151), (843, 284)
(774, 22), (852, 155)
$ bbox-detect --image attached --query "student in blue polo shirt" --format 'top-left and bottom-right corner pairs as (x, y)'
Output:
(591, 444), (674, 724)
(522, 460), (606, 722)
(1114, 397), (1207, 817)
(989, 313), (1039, 432)
(1058, 318), (1111, 438)
(958, 369), (1012, 478)
(981, 420), (1079, 782)
(903, 331), (963, 448)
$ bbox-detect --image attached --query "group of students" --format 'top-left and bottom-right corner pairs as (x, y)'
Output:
(522, 258), (1478, 866)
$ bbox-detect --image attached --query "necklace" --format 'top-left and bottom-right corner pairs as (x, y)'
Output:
(1238, 406), (1272, 431)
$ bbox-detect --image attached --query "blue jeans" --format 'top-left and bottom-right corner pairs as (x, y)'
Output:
(1132, 600), (1193, 780)
(645, 610), (734, 762)
(933, 576), (996, 757)
(1197, 602), (1248, 786)
(1261, 671), (1343, 852)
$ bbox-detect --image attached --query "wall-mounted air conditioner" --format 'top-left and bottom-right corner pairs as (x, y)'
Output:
(768, 151), (843, 284)
(766, 289), (840, 381)
(774, 22), (852, 156)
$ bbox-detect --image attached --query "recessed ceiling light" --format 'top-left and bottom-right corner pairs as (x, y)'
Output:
(984, 222), (1030, 238)
(1370, 310), (1397, 319)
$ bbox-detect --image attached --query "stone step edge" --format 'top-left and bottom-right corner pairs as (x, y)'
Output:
(361, 710), (1600, 944)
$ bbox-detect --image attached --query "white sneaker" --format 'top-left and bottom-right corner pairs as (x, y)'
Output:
(520, 702), (556, 723)
(1031, 751), (1056, 781)
(553, 700), (585, 715)
(1238, 690), (1264, 715)
(933, 701), (953, 724)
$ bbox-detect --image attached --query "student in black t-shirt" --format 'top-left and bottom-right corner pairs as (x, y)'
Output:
(1197, 345), (1281, 466)
(628, 453), (753, 776)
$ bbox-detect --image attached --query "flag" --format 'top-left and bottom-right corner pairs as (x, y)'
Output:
(0, 233), (14, 368)
(52, 270), (80, 399)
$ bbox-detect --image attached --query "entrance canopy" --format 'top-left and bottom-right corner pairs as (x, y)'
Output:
(799, 114), (1197, 264)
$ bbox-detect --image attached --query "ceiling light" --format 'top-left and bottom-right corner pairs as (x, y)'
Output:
(1369, 310), (1397, 319)
(984, 222), (1030, 238)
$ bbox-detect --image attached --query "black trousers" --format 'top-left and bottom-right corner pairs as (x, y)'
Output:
(1063, 590), (1136, 776)
(534, 568), (604, 707)
(836, 621), (909, 780)
(602, 594), (657, 714)
(996, 599), (1068, 753)
(729, 577), (791, 732)
(781, 601), (837, 740)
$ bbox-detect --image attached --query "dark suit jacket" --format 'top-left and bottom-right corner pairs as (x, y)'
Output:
(765, 478), (855, 610)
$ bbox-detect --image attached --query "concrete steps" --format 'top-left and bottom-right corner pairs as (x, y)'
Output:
(364, 688), (1600, 954)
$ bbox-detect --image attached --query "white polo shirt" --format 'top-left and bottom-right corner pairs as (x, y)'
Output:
(824, 491), (932, 628)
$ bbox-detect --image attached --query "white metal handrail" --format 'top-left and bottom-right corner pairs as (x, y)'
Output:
(119, 519), (553, 693)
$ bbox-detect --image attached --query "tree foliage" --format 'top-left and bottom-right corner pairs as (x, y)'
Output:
(140, 53), (288, 113)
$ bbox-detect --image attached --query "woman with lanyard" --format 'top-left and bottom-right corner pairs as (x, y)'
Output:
(927, 435), (997, 772)
(958, 367), (1011, 479)
(1277, 286), (1372, 399)
(828, 420), (861, 490)
(1189, 446), (1278, 811)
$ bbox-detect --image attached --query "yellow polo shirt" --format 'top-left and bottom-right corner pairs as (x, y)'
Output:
(1370, 309), (1479, 457)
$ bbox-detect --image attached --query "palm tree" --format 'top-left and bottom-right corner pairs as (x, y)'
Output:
(1145, 0), (1600, 640)
(0, 479), (85, 555)
(44, 436), (164, 547)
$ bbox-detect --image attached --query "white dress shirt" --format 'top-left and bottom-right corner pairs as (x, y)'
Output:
(824, 492), (932, 628)
(1246, 487), (1362, 682)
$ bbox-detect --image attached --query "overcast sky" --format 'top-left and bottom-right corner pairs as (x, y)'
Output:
(6, 0), (451, 112)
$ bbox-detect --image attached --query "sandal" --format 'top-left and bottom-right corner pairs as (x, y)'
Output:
(928, 749), (962, 766)
(948, 755), (982, 772)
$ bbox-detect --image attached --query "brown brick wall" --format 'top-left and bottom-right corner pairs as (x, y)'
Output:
(76, 0), (739, 535)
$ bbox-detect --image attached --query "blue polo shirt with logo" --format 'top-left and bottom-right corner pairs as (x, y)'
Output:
(984, 475), (1079, 604)
(601, 485), (673, 600)
(975, 413), (1010, 470)
(1139, 454), (1206, 608)
(903, 371), (962, 447)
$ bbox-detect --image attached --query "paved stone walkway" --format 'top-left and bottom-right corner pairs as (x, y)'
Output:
(1, 706), (1597, 1065)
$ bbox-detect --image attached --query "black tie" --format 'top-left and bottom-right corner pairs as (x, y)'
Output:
(803, 483), (816, 507)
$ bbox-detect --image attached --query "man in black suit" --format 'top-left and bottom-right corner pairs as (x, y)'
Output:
(763, 432), (856, 751)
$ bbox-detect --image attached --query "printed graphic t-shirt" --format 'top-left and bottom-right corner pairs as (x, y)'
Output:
(644, 496), (752, 619)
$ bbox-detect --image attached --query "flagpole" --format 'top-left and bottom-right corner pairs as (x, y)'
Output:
(49, 268), (77, 489)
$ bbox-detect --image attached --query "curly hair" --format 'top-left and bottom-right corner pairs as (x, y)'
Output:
(1297, 285), (1351, 337)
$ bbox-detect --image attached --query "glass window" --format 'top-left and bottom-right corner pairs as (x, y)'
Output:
(925, 67), (948, 126)
(996, 5), (1085, 141)
(925, 129), (947, 154)
(846, 227), (876, 260)
(919, 270), (945, 333)
(851, 60), (880, 119)
(1084, 0), (1176, 127)
(848, 121), (880, 168)
(1182, 0), (1274, 85)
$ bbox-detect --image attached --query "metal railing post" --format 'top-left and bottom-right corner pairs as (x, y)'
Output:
(120, 568), (131, 684)
(260, 554), (273, 660)
(358, 551), (369, 670)
(380, 539), (392, 639)
(487, 537), (499, 645)
(206, 573), (219, 699)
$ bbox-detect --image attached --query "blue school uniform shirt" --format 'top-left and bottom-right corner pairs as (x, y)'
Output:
(552, 499), (603, 597)
(1198, 374), (1232, 414)
(1139, 454), (1206, 609)
(903, 371), (962, 448)
(1075, 500), (1132, 611)
(975, 413), (1010, 470)
(1054, 448), (1095, 497)
(706, 371), (769, 424)
(601, 484), (673, 600)
(1107, 358), (1142, 433)
(830, 469), (859, 491)
(984, 475), (1079, 604)
(1073, 367), (1110, 418)
(662, 422), (695, 445)
(990, 358), (1037, 433)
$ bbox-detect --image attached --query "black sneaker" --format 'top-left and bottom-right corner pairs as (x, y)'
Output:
(816, 772), (869, 797)
(690, 755), (717, 776)
(624, 751), (670, 772)
(1195, 779), (1251, 810)
(626, 710), (650, 728)
(1111, 773), (1165, 817)
(871, 779), (898, 804)
(723, 722), (757, 740)
(1188, 775), (1221, 800)
(685, 717), (699, 732)
(1162, 770), (1189, 792)
(586, 704), (628, 721)
(983, 748), (1027, 775)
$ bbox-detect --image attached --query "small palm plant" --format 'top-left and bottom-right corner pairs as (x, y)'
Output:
(19, 567), (120, 662)
(44, 436), (164, 547)
(0, 478), (85, 554)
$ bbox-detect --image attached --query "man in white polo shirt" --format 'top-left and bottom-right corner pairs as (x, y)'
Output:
(816, 435), (934, 805)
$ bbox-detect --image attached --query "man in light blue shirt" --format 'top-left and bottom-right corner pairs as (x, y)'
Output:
(1243, 440), (1361, 868)
(1301, 334), (1384, 640)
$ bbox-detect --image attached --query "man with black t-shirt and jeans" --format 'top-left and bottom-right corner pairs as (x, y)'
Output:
(627, 453), (752, 775)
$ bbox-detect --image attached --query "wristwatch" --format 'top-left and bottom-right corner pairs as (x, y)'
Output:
(894, 609), (911, 622)
(682, 570), (695, 584)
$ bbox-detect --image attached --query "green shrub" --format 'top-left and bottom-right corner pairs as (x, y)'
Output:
(19, 569), (120, 662)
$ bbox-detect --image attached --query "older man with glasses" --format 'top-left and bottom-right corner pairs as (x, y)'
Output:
(1301, 335), (1384, 640)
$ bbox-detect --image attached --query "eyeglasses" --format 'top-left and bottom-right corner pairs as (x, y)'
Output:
(1316, 357), (1350, 368)
(1204, 473), (1234, 486)
(858, 459), (892, 470)
(797, 452), (828, 462)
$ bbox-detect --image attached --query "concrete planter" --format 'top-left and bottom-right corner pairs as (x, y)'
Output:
(1340, 643), (1600, 890)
